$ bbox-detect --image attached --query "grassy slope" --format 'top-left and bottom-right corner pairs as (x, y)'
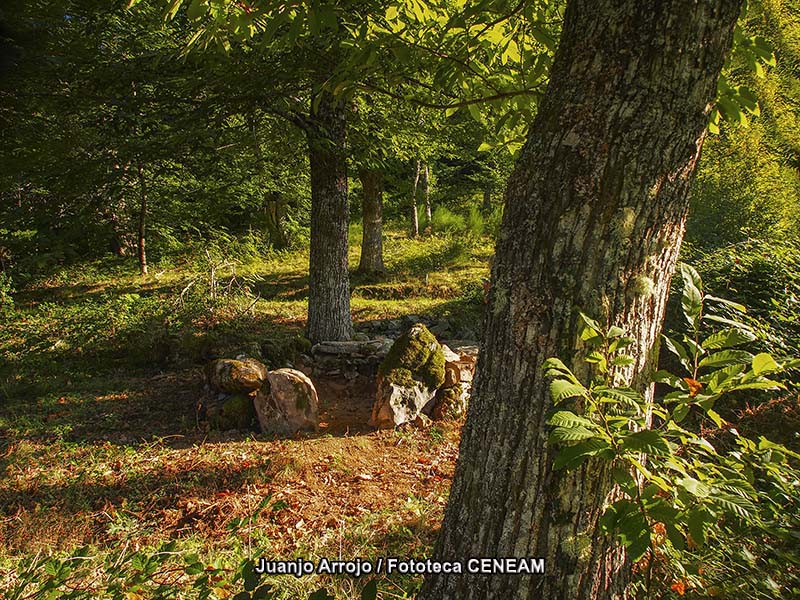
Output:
(0, 227), (492, 599)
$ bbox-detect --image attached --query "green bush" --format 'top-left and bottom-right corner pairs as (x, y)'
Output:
(674, 239), (800, 358)
(465, 206), (484, 238)
(430, 206), (466, 234)
(547, 265), (800, 599)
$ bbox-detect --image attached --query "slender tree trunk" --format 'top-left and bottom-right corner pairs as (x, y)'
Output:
(135, 162), (148, 276)
(357, 168), (385, 274)
(482, 179), (494, 214)
(306, 91), (353, 342)
(422, 163), (431, 230)
(411, 159), (421, 238)
(419, 1), (741, 599)
(264, 191), (289, 250)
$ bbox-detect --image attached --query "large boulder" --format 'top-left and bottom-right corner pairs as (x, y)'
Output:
(254, 368), (319, 435)
(370, 324), (445, 428)
(207, 358), (268, 394)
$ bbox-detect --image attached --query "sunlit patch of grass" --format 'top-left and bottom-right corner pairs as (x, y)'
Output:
(0, 225), (481, 599)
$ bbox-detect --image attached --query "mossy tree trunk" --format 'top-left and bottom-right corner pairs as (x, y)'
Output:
(358, 168), (385, 274)
(306, 91), (353, 342)
(418, 1), (741, 599)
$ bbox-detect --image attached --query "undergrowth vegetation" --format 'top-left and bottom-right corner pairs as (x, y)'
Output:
(548, 265), (800, 599)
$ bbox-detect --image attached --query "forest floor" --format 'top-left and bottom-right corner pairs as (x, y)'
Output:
(0, 228), (493, 599)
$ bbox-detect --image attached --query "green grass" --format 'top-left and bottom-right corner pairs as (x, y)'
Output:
(0, 226), (484, 599)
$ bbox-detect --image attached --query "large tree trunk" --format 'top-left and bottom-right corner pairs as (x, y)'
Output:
(357, 168), (385, 274)
(306, 91), (353, 343)
(411, 159), (421, 238)
(419, 1), (741, 599)
(135, 162), (148, 276)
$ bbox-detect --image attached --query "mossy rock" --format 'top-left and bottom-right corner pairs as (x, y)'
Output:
(378, 324), (445, 391)
(207, 358), (268, 394)
(216, 394), (257, 430)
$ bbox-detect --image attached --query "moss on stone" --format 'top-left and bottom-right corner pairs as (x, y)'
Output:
(219, 394), (256, 430)
(378, 324), (445, 391)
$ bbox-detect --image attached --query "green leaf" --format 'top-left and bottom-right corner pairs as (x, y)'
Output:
(621, 430), (671, 456)
(713, 493), (755, 519)
(548, 410), (594, 428)
(662, 335), (691, 371)
(467, 102), (482, 124)
(549, 379), (586, 402)
(704, 295), (746, 312)
(654, 370), (684, 389)
(687, 506), (710, 546)
(698, 350), (754, 368)
(701, 327), (756, 350)
(706, 409), (724, 428)
(752, 352), (779, 375)
(665, 523), (685, 551)
(553, 439), (610, 470)
(549, 426), (597, 442)
(672, 403), (690, 423)
(594, 386), (643, 408)
(678, 477), (711, 498)
(703, 314), (754, 330)
(679, 263), (703, 326)
(578, 312), (603, 341)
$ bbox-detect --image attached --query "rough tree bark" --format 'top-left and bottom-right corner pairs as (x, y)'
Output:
(419, 1), (742, 599)
(411, 159), (421, 238)
(135, 161), (148, 276)
(306, 91), (353, 342)
(357, 168), (385, 274)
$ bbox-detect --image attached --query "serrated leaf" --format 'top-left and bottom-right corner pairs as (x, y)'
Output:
(672, 403), (689, 423)
(703, 314), (754, 330)
(701, 327), (756, 350)
(549, 379), (586, 402)
(713, 493), (755, 519)
(621, 430), (671, 456)
(706, 409), (724, 428)
(663, 335), (691, 371)
(549, 426), (597, 442)
(548, 410), (593, 428)
(698, 350), (754, 368)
